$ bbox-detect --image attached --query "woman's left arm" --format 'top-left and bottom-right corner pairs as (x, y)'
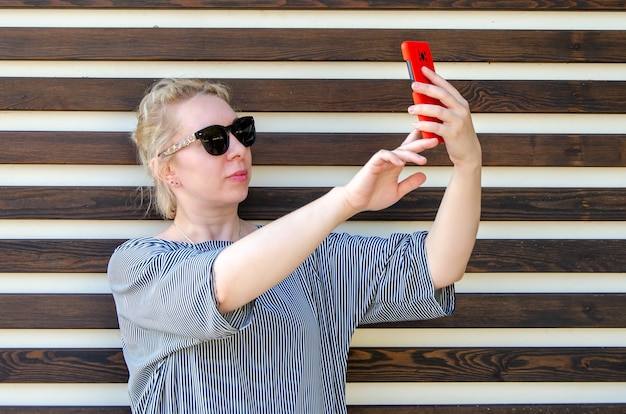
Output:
(411, 67), (482, 289)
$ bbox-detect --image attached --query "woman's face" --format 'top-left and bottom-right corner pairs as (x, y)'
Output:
(165, 93), (253, 212)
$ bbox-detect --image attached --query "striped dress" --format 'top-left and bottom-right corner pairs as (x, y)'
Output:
(107, 231), (455, 413)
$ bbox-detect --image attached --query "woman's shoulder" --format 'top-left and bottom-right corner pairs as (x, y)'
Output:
(114, 236), (231, 254)
(114, 236), (178, 252)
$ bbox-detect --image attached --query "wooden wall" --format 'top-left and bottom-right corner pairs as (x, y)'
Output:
(0, 1), (625, 413)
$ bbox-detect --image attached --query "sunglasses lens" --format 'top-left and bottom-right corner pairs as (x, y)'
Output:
(195, 117), (256, 156)
(196, 126), (228, 155)
(232, 116), (256, 147)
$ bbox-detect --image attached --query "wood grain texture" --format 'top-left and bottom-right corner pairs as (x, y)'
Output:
(1, 186), (624, 221)
(347, 405), (626, 414)
(1, 29), (624, 62)
(2, 405), (625, 414)
(0, 239), (623, 273)
(346, 347), (626, 382)
(1, 293), (624, 329)
(1, 132), (624, 167)
(2, 347), (625, 383)
(1, 0), (625, 9)
(3, 406), (626, 414)
(3, 78), (626, 113)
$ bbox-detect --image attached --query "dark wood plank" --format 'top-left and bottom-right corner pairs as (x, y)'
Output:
(0, 132), (137, 165)
(0, 240), (121, 274)
(0, 294), (118, 329)
(0, 349), (126, 383)
(0, 409), (130, 414)
(2, 132), (624, 167)
(1, 293), (624, 329)
(1, 186), (624, 221)
(467, 240), (625, 273)
(371, 293), (626, 329)
(0, 239), (623, 273)
(3, 405), (625, 414)
(348, 405), (626, 414)
(3, 78), (626, 113)
(3, 405), (626, 414)
(476, 134), (626, 168)
(1, 28), (624, 62)
(347, 347), (626, 382)
(1, 0), (624, 9)
(2, 347), (624, 383)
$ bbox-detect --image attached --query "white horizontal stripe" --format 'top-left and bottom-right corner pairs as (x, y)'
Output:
(0, 220), (624, 240)
(0, 273), (110, 294)
(2, 111), (625, 135)
(456, 272), (626, 294)
(351, 328), (626, 347)
(346, 382), (626, 405)
(0, 219), (168, 239)
(252, 166), (626, 188)
(0, 165), (624, 188)
(0, 165), (150, 186)
(0, 329), (121, 348)
(340, 221), (626, 239)
(2, 327), (625, 348)
(2, 272), (624, 295)
(1, 382), (623, 406)
(0, 10), (624, 30)
(2, 61), (626, 81)
(0, 383), (129, 406)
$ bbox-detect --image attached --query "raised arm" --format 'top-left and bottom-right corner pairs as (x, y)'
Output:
(213, 137), (440, 313)
(214, 68), (480, 312)
(413, 67), (482, 289)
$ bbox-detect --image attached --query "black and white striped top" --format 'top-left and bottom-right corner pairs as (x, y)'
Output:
(107, 231), (455, 413)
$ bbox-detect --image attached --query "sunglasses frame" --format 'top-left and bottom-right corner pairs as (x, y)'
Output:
(158, 116), (256, 158)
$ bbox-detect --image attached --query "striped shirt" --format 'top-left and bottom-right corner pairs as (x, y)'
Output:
(107, 231), (455, 413)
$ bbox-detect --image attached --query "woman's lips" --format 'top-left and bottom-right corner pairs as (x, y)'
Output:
(228, 169), (248, 182)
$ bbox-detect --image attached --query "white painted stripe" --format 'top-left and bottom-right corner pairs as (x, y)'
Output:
(1, 61), (626, 81)
(339, 221), (626, 239)
(0, 383), (129, 406)
(252, 166), (626, 188)
(2, 111), (625, 135)
(351, 328), (626, 347)
(456, 272), (626, 294)
(0, 382), (622, 406)
(0, 164), (150, 186)
(2, 327), (625, 348)
(0, 329), (122, 348)
(2, 272), (624, 294)
(0, 165), (624, 188)
(0, 9), (624, 30)
(0, 273), (110, 294)
(345, 382), (626, 405)
(0, 220), (624, 240)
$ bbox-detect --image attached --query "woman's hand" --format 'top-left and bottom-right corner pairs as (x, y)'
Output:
(410, 67), (481, 170)
(342, 132), (439, 214)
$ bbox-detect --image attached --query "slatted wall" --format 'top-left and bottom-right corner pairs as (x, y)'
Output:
(0, 1), (625, 413)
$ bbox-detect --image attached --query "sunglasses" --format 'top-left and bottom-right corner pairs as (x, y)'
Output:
(159, 116), (256, 157)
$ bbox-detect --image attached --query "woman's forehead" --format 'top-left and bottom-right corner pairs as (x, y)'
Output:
(175, 94), (236, 127)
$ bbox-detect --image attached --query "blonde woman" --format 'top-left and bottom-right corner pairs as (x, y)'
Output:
(108, 68), (481, 413)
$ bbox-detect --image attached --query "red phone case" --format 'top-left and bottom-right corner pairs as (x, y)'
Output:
(401, 41), (443, 142)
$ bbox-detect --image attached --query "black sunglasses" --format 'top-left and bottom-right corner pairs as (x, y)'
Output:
(159, 116), (256, 157)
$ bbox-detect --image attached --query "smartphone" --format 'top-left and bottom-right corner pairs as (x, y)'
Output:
(401, 41), (444, 142)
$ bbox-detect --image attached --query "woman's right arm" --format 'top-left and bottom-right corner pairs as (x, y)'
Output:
(213, 137), (439, 313)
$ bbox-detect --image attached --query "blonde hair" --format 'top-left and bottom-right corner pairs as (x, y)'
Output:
(132, 78), (231, 219)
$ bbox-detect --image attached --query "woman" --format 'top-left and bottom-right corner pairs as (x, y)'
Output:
(108, 67), (482, 413)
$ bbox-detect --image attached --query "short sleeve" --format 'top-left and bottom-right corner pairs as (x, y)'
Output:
(312, 231), (455, 333)
(107, 238), (254, 342)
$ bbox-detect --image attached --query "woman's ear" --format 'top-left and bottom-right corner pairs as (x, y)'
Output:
(149, 157), (179, 186)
